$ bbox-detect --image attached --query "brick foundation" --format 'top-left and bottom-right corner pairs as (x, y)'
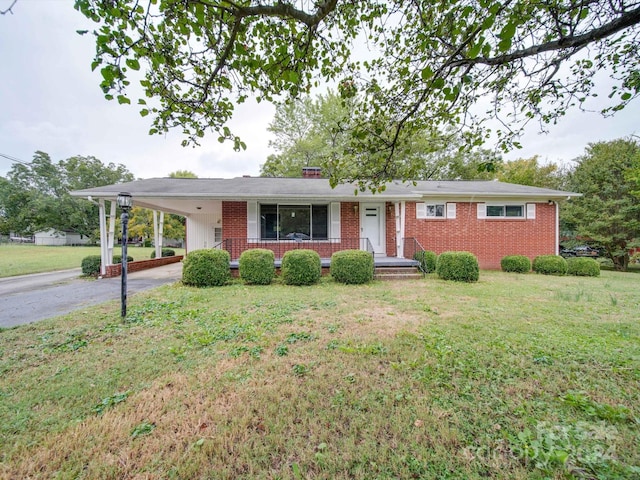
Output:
(103, 255), (183, 278)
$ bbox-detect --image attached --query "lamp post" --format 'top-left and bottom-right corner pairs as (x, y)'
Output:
(117, 192), (132, 319)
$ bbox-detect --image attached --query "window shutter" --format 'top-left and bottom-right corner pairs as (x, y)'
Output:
(446, 203), (456, 219)
(416, 202), (426, 219)
(526, 203), (536, 219)
(477, 203), (486, 219)
(330, 202), (341, 240)
(247, 201), (258, 239)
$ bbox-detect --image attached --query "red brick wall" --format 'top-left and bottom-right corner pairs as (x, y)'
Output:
(341, 202), (360, 240)
(104, 255), (183, 278)
(385, 202), (397, 256)
(222, 201), (247, 259)
(404, 202), (557, 269)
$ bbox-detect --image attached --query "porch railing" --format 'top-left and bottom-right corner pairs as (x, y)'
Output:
(220, 237), (374, 261)
(403, 237), (427, 274)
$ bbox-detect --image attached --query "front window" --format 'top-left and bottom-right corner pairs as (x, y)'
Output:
(486, 204), (524, 218)
(426, 203), (445, 218)
(260, 204), (328, 240)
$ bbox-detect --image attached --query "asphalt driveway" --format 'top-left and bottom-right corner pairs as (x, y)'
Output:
(0, 263), (182, 328)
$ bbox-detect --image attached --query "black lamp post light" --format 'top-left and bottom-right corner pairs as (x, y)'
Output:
(117, 192), (132, 319)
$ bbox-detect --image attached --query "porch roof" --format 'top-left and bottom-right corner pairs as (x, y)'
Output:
(71, 177), (579, 215)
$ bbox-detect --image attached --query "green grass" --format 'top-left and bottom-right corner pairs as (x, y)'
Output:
(0, 244), (185, 277)
(1, 271), (639, 479)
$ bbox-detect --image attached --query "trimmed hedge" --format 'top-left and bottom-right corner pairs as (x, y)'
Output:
(239, 248), (275, 285)
(81, 255), (102, 276)
(501, 255), (531, 273)
(413, 250), (437, 273)
(182, 249), (230, 287)
(330, 250), (374, 284)
(436, 251), (479, 282)
(281, 249), (321, 286)
(150, 248), (176, 259)
(532, 255), (568, 275)
(81, 254), (134, 276)
(567, 257), (600, 277)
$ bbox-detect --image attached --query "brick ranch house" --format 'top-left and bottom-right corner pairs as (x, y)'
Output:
(72, 172), (579, 275)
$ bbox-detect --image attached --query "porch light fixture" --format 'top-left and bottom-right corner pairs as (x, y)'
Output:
(117, 192), (132, 319)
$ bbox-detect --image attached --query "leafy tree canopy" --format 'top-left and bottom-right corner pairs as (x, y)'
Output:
(496, 156), (567, 190)
(168, 170), (198, 178)
(261, 90), (502, 182)
(562, 138), (640, 271)
(0, 151), (134, 237)
(75, 0), (640, 188)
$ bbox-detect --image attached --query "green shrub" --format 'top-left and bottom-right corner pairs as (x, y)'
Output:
(239, 248), (275, 285)
(532, 255), (568, 275)
(567, 257), (600, 277)
(436, 251), (479, 282)
(150, 248), (176, 259)
(281, 249), (321, 286)
(501, 255), (531, 273)
(113, 255), (134, 264)
(330, 250), (374, 284)
(81, 255), (102, 276)
(182, 249), (230, 287)
(413, 250), (437, 273)
(81, 254), (134, 276)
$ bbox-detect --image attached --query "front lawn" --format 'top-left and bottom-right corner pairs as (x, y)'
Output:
(0, 244), (185, 277)
(1, 271), (638, 479)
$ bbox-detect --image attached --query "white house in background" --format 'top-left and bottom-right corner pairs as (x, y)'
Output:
(34, 230), (91, 246)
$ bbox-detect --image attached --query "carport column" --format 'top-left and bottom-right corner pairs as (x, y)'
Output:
(400, 201), (406, 258)
(153, 210), (165, 258)
(98, 199), (108, 276)
(107, 201), (116, 265)
(394, 202), (402, 258)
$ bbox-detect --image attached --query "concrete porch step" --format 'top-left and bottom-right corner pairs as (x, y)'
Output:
(374, 266), (423, 281)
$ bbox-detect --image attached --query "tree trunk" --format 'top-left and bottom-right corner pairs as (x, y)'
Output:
(612, 254), (629, 271)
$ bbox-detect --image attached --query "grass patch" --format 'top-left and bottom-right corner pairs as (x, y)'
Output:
(0, 245), (185, 277)
(1, 271), (639, 478)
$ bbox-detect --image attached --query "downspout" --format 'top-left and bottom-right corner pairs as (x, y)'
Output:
(97, 198), (107, 276)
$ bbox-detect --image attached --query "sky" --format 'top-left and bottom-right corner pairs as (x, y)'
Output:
(1, 0), (639, 180)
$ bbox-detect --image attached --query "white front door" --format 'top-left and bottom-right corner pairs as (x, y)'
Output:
(361, 203), (385, 255)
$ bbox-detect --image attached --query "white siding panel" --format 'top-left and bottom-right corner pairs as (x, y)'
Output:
(186, 213), (219, 251)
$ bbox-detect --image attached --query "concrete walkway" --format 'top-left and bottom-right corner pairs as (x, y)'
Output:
(0, 263), (183, 328)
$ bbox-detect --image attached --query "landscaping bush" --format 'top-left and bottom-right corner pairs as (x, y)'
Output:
(81, 254), (134, 276)
(239, 248), (275, 285)
(436, 251), (479, 282)
(81, 255), (102, 276)
(501, 255), (531, 273)
(182, 249), (230, 287)
(113, 255), (134, 264)
(567, 257), (601, 277)
(150, 248), (176, 259)
(532, 255), (568, 275)
(413, 250), (437, 273)
(281, 249), (321, 286)
(330, 250), (374, 284)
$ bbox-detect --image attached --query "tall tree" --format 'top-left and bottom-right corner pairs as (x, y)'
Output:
(562, 138), (640, 271)
(497, 156), (567, 189)
(0, 152), (134, 237)
(168, 170), (198, 179)
(76, 0), (640, 188)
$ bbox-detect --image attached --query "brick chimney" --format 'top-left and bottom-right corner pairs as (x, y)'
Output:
(302, 166), (322, 178)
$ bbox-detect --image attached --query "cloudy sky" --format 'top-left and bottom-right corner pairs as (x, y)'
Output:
(1, 1), (638, 180)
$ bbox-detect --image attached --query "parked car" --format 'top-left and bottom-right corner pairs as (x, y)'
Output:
(560, 245), (600, 258)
